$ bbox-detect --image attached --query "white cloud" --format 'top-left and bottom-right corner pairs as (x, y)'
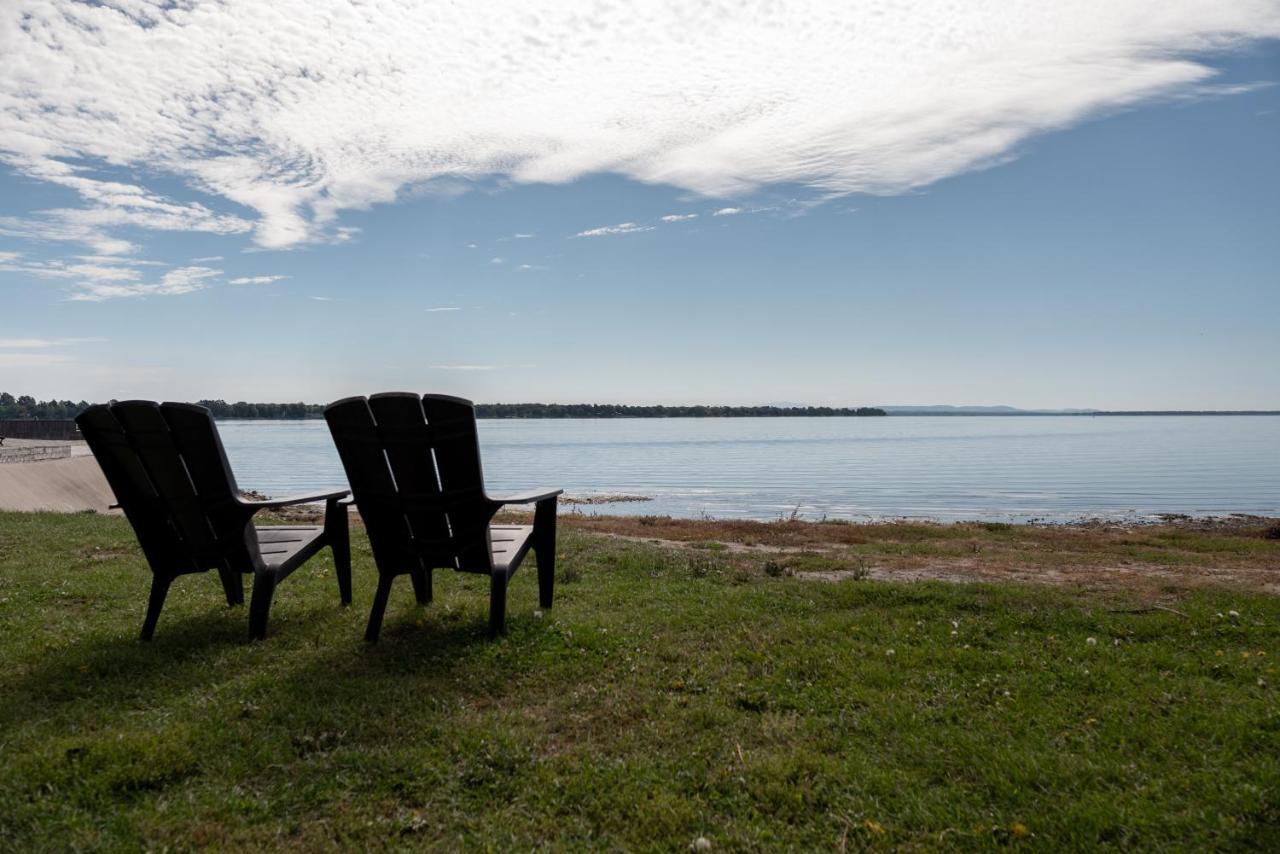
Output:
(661, 214), (698, 222)
(192, 255), (224, 262)
(712, 207), (742, 217)
(67, 266), (222, 302)
(309, 295), (333, 301)
(0, 251), (227, 301)
(430, 364), (501, 371)
(490, 257), (504, 264)
(229, 275), (287, 285)
(426, 306), (461, 312)
(575, 222), (656, 238)
(1, 1), (1277, 250)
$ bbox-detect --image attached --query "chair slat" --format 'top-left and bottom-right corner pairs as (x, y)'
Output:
(324, 397), (414, 567)
(108, 401), (218, 553)
(368, 393), (452, 556)
(421, 394), (493, 570)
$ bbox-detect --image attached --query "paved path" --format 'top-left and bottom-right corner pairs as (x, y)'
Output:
(0, 454), (117, 513)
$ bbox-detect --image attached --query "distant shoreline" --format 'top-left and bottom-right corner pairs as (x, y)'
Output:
(5, 397), (1279, 423)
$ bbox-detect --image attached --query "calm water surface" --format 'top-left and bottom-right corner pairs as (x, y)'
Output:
(214, 416), (1280, 523)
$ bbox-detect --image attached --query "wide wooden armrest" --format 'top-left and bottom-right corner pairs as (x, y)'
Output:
(490, 488), (563, 505)
(239, 489), (351, 509)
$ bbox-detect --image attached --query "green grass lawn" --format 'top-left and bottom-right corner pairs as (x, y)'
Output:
(0, 512), (1276, 850)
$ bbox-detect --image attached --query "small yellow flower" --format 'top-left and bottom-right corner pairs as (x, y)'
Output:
(863, 819), (885, 835)
(1010, 822), (1029, 838)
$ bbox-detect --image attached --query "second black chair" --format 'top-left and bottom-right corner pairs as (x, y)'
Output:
(324, 393), (561, 640)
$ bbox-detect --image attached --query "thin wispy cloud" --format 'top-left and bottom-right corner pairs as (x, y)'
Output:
(575, 222), (656, 238)
(712, 207), (743, 217)
(661, 214), (698, 222)
(0, 336), (98, 368)
(67, 266), (222, 302)
(429, 363), (535, 370)
(192, 255), (224, 263)
(490, 257), (505, 264)
(0, 332), (93, 348)
(1, 2), (1273, 253)
(229, 275), (287, 285)
(0, 352), (75, 368)
(426, 306), (461, 312)
(309, 296), (333, 301)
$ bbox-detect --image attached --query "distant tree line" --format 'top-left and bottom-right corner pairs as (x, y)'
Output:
(0, 393), (90, 420)
(473, 403), (887, 418)
(196, 400), (323, 419)
(1, 393), (886, 420)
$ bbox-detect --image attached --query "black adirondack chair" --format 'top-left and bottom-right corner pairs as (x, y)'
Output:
(75, 401), (351, 641)
(324, 393), (561, 640)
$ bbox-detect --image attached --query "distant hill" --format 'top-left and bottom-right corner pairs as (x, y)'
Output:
(879, 405), (1098, 415)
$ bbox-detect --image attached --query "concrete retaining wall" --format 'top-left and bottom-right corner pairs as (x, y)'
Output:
(0, 445), (72, 464)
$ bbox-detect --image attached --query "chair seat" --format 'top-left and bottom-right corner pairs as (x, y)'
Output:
(254, 525), (326, 574)
(489, 525), (534, 574)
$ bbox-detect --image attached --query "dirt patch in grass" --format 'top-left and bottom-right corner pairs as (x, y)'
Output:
(265, 505), (1280, 596)
(560, 515), (1280, 597)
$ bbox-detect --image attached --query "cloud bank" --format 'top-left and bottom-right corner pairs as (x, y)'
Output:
(1, 1), (1277, 252)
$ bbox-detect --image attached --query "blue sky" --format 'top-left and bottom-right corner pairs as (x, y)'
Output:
(1, 2), (1277, 409)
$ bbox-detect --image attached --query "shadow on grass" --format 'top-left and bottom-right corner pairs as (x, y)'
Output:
(0, 585), (532, 740)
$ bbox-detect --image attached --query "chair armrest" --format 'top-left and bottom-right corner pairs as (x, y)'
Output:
(489, 488), (564, 505)
(239, 489), (351, 509)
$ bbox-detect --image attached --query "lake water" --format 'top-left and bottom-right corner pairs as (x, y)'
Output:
(213, 416), (1280, 523)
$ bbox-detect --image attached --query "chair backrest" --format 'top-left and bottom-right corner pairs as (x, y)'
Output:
(76, 401), (258, 572)
(324, 393), (496, 573)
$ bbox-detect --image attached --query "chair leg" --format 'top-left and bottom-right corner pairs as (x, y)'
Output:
(140, 574), (173, 641)
(409, 568), (432, 605)
(216, 566), (244, 606)
(365, 573), (395, 642)
(248, 572), (277, 641)
(488, 571), (508, 638)
(326, 498), (352, 605)
(534, 496), (558, 609)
